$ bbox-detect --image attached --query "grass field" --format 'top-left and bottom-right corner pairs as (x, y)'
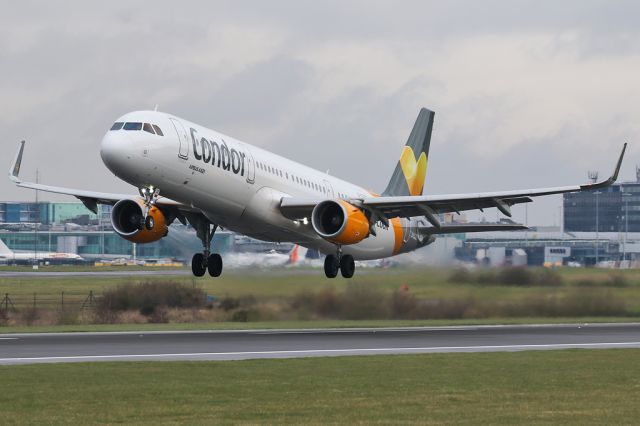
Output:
(3, 265), (640, 300)
(1, 349), (639, 424)
(2, 266), (640, 331)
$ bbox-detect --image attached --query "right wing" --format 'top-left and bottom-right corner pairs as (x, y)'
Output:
(280, 143), (627, 229)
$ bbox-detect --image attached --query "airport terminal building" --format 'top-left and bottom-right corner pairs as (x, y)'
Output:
(563, 169), (640, 233)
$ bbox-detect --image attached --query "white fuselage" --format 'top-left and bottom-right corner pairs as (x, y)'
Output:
(100, 111), (427, 260)
(0, 250), (83, 262)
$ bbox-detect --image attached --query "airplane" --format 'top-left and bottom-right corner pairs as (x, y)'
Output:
(0, 238), (83, 263)
(8, 108), (626, 278)
(225, 244), (302, 269)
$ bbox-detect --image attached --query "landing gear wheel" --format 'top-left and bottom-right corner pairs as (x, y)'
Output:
(324, 255), (340, 278)
(144, 215), (155, 231)
(207, 253), (223, 277)
(340, 254), (355, 278)
(191, 253), (206, 277)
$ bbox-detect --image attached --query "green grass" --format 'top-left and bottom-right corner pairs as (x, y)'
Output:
(1, 350), (640, 424)
(2, 267), (640, 332)
(2, 266), (640, 299)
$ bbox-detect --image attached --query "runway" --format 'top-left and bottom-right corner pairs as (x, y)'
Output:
(1, 323), (639, 365)
(0, 270), (190, 278)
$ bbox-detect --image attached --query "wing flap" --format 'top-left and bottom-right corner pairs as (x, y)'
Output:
(420, 223), (528, 235)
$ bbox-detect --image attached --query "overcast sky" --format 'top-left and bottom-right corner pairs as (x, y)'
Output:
(1, 0), (639, 225)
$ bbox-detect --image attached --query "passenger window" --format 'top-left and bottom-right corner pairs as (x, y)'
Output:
(124, 122), (142, 131)
(110, 122), (124, 131)
(143, 123), (155, 134)
(152, 124), (164, 136)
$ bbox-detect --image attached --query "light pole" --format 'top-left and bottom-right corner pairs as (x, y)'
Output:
(622, 192), (631, 263)
(594, 191), (601, 266)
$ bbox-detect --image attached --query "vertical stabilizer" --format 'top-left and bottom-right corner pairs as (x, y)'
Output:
(0, 238), (13, 255)
(382, 108), (434, 196)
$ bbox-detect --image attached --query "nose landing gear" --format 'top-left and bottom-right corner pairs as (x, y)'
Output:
(324, 247), (355, 279)
(138, 186), (161, 230)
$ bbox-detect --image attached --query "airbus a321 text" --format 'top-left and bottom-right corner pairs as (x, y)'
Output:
(8, 108), (626, 278)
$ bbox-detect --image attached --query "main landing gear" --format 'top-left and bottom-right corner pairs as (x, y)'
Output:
(191, 222), (223, 278)
(324, 247), (355, 279)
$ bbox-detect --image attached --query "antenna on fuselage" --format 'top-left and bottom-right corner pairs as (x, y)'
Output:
(154, 104), (158, 112)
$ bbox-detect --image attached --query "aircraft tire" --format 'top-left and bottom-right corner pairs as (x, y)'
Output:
(144, 215), (155, 231)
(340, 254), (355, 278)
(207, 253), (223, 277)
(324, 255), (339, 278)
(191, 253), (206, 277)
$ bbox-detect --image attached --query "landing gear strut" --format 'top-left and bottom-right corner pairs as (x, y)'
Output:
(190, 220), (223, 278)
(324, 247), (356, 279)
(139, 186), (161, 230)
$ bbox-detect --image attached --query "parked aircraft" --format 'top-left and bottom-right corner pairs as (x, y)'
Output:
(225, 244), (303, 269)
(0, 238), (83, 263)
(9, 108), (626, 278)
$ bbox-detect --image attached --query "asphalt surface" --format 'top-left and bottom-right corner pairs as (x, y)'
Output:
(0, 270), (190, 278)
(1, 323), (639, 365)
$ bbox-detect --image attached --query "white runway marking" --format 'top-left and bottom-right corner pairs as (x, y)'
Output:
(2, 341), (640, 363)
(0, 338), (18, 340)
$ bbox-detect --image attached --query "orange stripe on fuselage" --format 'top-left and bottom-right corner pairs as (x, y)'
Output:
(391, 217), (403, 255)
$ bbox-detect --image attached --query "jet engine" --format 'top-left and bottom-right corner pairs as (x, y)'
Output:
(111, 199), (169, 243)
(311, 200), (370, 245)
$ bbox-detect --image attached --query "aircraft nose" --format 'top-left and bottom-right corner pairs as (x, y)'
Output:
(100, 131), (132, 174)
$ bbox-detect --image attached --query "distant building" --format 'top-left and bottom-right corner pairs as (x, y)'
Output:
(564, 168), (640, 233)
(0, 201), (101, 225)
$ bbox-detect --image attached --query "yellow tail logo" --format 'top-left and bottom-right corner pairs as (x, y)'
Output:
(399, 146), (427, 196)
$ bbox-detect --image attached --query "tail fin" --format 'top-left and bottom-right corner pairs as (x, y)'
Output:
(382, 108), (435, 196)
(0, 238), (13, 255)
(287, 245), (299, 265)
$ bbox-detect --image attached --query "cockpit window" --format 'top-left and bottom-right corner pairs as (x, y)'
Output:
(123, 122), (142, 131)
(152, 124), (164, 136)
(110, 122), (124, 131)
(143, 123), (155, 134)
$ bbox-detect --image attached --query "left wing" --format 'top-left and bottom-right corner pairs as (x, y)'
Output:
(280, 143), (627, 228)
(9, 140), (194, 216)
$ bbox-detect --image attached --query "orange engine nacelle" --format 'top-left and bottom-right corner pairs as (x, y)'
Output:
(111, 199), (169, 244)
(311, 200), (370, 245)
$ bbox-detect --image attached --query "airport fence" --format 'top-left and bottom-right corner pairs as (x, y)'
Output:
(1, 291), (100, 312)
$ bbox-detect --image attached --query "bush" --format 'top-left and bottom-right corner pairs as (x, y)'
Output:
(340, 283), (388, 320)
(98, 281), (206, 316)
(448, 267), (563, 287)
(607, 274), (629, 288)
(390, 290), (418, 319)
(448, 268), (472, 283)
(219, 297), (240, 311)
(497, 267), (534, 285)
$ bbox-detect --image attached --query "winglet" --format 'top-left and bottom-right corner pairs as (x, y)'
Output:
(9, 140), (25, 183)
(581, 142), (627, 190)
